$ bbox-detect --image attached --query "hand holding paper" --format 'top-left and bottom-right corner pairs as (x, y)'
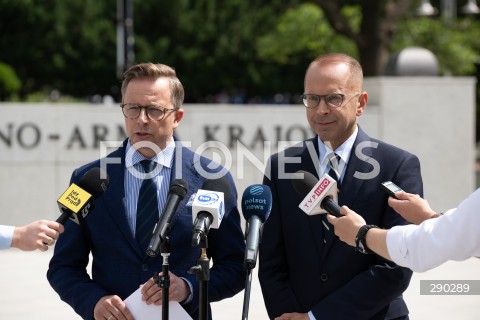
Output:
(124, 287), (192, 320)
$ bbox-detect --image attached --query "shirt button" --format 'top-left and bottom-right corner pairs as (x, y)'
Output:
(320, 273), (328, 282)
(142, 264), (149, 271)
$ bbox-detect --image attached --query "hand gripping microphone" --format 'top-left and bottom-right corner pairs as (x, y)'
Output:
(292, 170), (342, 217)
(146, 179), (188, 257)
(56, 167), (110, 225)
(191, 176), (232, 247)
(241, 184), (272, 269)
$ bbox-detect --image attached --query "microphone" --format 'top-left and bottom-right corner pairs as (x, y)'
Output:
(146, 179), (188, 257)
(56, 167), (110, 225)
(191, 177), (232, 247)
(292, 170), (342, 217)
(241, 184), (272, 269)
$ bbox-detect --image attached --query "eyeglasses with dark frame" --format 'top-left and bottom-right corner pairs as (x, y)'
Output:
(301, 93), (360, 109)
(120, 103), (177, 121)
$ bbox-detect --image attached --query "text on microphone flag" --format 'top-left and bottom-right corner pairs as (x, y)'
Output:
(303, 178), (331, 209)
(192, 189), (225, 227)
(58, 183), (92, 214)
(241, 184), (272, 221)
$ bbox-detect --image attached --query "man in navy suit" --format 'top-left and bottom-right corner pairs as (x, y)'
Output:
(258, 53), (422, 319)
(47, 63), (245, 320)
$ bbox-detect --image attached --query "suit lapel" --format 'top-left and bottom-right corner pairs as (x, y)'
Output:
(294, 138), (330, 261)
(169, 142), (201, 229)
(338, 127), (373, 206)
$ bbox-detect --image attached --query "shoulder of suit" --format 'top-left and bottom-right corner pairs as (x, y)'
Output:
(359, 138), (419, 164)
(270, 138), (317, 159)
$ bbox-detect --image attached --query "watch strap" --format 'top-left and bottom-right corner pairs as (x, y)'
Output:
(355, 224), (378, 254)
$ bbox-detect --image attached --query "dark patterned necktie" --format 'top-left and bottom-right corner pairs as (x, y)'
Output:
(135, 160), (159, 254)
(327, 153), (342, 188)
(322, 153), (341, 246)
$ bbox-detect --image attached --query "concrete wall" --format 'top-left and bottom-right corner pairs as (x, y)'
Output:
(0, 76), (475, 226)
(364, 77), (476, 210)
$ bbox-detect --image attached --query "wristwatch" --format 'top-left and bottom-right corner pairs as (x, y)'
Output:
(355, 224), (378, 254)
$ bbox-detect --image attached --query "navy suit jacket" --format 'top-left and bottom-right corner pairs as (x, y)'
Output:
(259, 127), (423, 319)
(47, 140), (245, 319)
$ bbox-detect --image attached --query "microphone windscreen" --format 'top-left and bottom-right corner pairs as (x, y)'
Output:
(292, 170), (318, 198)
(241, 184), (272, 222)
(201, 176), (232, 200)
(78, 167), (110, 198)
(169, 179), (188, 198)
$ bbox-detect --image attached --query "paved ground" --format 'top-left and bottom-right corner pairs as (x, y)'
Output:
(0, 250), (479, 319)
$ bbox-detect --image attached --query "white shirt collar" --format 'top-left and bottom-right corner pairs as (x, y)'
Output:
(317, 125), (358, 177)
(124, 139), (175, 169)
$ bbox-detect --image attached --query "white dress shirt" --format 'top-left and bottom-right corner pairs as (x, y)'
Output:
(387, 188), (480, 272)
(0, 225), (15, 249)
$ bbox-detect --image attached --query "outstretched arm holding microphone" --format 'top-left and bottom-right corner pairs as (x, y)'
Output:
(0, 167), (108, 252)
(328, 190), (480, 272)
(1, 220), (64, 251)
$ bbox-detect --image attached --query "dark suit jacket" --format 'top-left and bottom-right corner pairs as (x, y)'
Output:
(47, 140), (245, 319)
(259, 127), (423, 320)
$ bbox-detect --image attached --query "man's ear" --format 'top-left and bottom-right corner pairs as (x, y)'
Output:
(356, 92), (368, 116)
(173, 108), (184, 125)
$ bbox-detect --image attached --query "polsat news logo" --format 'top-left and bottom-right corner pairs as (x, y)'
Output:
(302, 178), (330, 209)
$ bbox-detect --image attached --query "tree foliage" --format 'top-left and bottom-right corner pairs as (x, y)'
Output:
(393, 17), (480, 75)
(0, 0), (478, 103)
(257, 3), (359, 64)
(133, 0), (305, 102)
(0, 0), (117, 100)
(0, 62), (21, 100)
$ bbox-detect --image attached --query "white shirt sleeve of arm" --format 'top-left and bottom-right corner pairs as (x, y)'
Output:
(386, 224), (420, 269)
(387, 188), (480, 272)
(0, 225), (15, 249)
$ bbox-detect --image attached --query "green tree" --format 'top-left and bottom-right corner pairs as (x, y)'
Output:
(257, 3), (359, 64)
(257, 0), (480, 77)
(133, 0), (305, 102)
(0, 62), (21, 100)
(1, 0), (479, 102)
(394, 17), (480, 75)
(0, 0), (117, 100)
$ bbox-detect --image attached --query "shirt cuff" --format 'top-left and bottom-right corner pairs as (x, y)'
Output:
(308, 311), (316, 320)
(0, 225), (15, 249)
(180, 277), (194, 305)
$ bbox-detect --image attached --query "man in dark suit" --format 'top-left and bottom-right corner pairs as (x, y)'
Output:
(47, 63), (245, 320)
(258, 53), (422, 320)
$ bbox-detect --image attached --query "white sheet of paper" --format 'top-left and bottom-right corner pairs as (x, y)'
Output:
(124, 287), (192, 320)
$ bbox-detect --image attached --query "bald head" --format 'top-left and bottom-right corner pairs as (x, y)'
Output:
(306, 53), (363, 91)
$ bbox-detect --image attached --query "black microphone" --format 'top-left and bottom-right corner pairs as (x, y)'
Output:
(191, 176), (232, 247)
(241, 184), (272, 269)
(146, 179), (188, 257)
(292, 170), (342, 217)
(56, 167), (110, 225)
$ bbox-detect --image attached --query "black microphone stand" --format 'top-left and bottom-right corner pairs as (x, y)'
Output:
(153, 237), (170, 320)
(241, 266), (253, 320)
(188, 235), (210, 320)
